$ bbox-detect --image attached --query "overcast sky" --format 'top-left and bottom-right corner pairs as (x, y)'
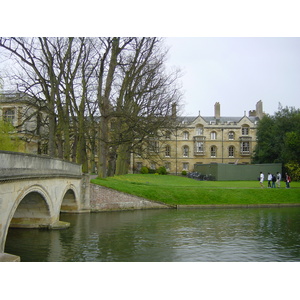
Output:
(165, 37), (300, 117)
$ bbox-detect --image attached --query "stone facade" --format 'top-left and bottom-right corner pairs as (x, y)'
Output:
(133, 101), (264, 174)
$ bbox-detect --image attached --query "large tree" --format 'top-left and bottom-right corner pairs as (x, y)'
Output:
(252, 104), (300, 178)
(0, 37), (182, 177)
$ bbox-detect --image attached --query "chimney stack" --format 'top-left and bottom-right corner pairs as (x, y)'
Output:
(214, 102), (220, 119)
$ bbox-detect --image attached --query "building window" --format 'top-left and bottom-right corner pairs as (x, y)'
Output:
(196, 125), (203, 135)
(183, 131), (189, 140)
(228, 146), (234, 157)
(242, 125), (249, 135)
(210, 131), (217, 140)
(165, 162), (171, 171)
(4, 108), (15, 124)
(196, 142), (204, 153)
(241, 142), (250, 154)
(149, 141), (159, 152)
(165, 131), (171, 140)
(210, 146), (217, 157)
(183, 145), (189, 157)
(183, 162), (189, 171)
(150, 162), (156, 170)
(135, 146), (142, 157)
(136, 162), (143, 171)
(165, 145), (171, 157)
(228, 131), (235, 140)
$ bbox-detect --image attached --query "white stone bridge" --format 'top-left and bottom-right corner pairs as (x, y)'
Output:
(0, 151), (90, 262)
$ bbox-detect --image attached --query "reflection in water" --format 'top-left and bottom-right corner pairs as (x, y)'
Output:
(5, 207), (300, 262)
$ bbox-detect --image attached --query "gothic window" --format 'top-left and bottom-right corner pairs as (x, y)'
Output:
(183, 145), (189, 157)
(228, 146), (234, 157)
(210, 146), (217, 157)
(182, 162), (189, 171)
(210, 131), (217, 140)
(165, 145), (171, 157)
(165, 162), (171, 171)
(228, 131), (235, 140)
(183, 131), (189, 140)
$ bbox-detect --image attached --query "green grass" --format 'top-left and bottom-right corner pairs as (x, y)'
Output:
(91, 174), (300, 206)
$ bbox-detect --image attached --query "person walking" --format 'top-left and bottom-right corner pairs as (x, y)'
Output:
(267, 173), (272, 188)
(271, 174), (276, 188)
(285, 173), (291, 188)
(276, 172), (281, 188)
(259, 172), (264, 188)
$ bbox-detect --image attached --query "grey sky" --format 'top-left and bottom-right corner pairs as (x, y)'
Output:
(165, 37), (300, 117)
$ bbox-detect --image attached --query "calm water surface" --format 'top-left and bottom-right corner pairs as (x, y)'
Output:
(5, 207), (300, 262)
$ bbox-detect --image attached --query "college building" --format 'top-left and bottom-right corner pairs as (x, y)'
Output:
(0, 91), (264, 175)
(133, 101), (264, 174)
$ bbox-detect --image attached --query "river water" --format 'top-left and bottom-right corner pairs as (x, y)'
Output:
(5, 207), (300, 262)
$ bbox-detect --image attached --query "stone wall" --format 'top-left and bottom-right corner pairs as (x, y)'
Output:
(90, 184), (171, 211)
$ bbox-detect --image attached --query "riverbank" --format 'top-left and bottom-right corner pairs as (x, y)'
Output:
(91, 174), (300, 207)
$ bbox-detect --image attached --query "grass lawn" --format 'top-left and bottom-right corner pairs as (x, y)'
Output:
(91, 174), (300, 206)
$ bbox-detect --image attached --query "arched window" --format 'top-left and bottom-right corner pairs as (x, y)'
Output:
(228, 146), (234, 157)
(210, 131), (217, 140)
(228, 131), (235, 140)
(183, 145), (189, 157)
(210, 146), (217, 157)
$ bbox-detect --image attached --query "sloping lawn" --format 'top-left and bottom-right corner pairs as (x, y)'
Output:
(91, 174), (300, 206)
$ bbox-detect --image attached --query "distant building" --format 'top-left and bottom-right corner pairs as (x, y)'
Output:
(0, 92), (48, 154)
(0, 91), (264, 174)
(133, 101), (264, 174)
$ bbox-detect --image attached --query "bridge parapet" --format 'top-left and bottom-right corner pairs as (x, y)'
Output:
(0, 151), (82, 180)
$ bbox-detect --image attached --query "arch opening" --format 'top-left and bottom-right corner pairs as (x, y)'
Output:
(10, 192), (52, 228)
(60, 189), (78, 212)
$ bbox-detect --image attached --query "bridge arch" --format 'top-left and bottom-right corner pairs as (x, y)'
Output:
(60, 185), (80, 212)
(8, 185), (55, 229)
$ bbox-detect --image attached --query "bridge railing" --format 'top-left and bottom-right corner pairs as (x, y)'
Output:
(0, 151), (82, 180)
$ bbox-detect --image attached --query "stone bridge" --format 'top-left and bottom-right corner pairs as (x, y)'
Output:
(0, 151), (90, 262)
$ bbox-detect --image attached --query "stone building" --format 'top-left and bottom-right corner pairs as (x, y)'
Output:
(132, 101), (264, 174)
(1, 91), (264, 175)
(0, 92), (47, 154)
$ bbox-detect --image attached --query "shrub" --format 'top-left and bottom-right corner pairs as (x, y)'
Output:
(148, 168), (157, 174)
(140, 166), (149, 174)
(181, 170), (187, 176)
(157, 166), (167, 175)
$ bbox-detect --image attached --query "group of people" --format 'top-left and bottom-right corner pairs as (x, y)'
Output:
(259, 171), (291, 188)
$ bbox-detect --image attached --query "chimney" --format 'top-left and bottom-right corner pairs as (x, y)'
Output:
(172, 102), (177, 118)
(256, 100), (263, 119)
(214, 102), (220, 119)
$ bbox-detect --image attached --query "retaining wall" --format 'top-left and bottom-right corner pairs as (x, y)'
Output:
(90, 184), (171, 211)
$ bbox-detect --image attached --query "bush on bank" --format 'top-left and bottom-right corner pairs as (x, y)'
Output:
(91, 174), (300, 206)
